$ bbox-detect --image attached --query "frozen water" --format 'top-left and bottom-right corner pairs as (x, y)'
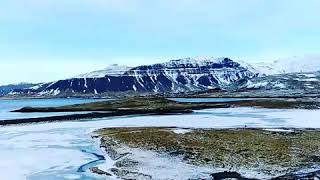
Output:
(0, 98), (104, 120)
(0, 98), (320, 179)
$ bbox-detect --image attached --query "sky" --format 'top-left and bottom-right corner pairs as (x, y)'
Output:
(0, 0), (320, 85)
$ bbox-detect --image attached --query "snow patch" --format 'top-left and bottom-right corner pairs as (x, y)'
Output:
(246, 81), (268, 89)
(172, 128), (193, 134)
(273, 83), (286, 89)
(75, 64), (131, 78)
(263, 129), (294, 133)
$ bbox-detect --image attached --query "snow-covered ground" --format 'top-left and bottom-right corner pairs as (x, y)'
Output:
(0, 107), (320, 179)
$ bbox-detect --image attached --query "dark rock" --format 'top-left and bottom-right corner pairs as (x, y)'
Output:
(89, 167), (112, 176)
(211, 171), (257, 180)
(114, 158), (139, 168)
(110, 168), (152, 180)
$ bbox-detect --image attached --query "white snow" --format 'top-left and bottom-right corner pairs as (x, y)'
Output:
(163, 57), (227, 67)
(75, 64), (131, 78)
(246, 81), (268, 89)
(172, 128), (193, 134)
(304, 78), (319, 82)
(84, 78), (88, 88)
(250, 55), (320, 76)
(303, 73), (316, 78)
(29, 84), (44, 90)
(306, 85), (315, 89)
(53, 89), (60, 96)
(263, 129), (294, 133)
(273, 82), (286, 89)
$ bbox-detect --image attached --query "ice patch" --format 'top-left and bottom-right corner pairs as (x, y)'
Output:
(172, 128), (193, 134)
(263, 129), (294, 133)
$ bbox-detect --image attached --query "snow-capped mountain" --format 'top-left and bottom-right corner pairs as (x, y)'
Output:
(11, 55), (320, 96)
(12, 57), (257, 96)
(250, 55), (320, 75)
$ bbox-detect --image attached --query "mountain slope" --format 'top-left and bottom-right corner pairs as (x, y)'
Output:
(250, 55), (320, 75)
(12, 57), (257, 96)
(0, 83), (37, 96)
(245, 71), (320, 92)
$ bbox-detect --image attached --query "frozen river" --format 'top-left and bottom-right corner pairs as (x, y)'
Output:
(0, 99), (319, 179)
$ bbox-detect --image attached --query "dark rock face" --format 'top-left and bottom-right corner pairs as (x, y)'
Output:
(12, 58), (257, 96)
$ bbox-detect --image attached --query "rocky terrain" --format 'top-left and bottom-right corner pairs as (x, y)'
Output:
(93, 127), (320, 179)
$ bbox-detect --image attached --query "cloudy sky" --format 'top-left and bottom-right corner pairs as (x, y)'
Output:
(0, 0), (319, 85)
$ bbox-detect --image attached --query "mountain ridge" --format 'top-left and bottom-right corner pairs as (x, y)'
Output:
(6, 56), (320, 97)
(10, 57), (257, 96)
